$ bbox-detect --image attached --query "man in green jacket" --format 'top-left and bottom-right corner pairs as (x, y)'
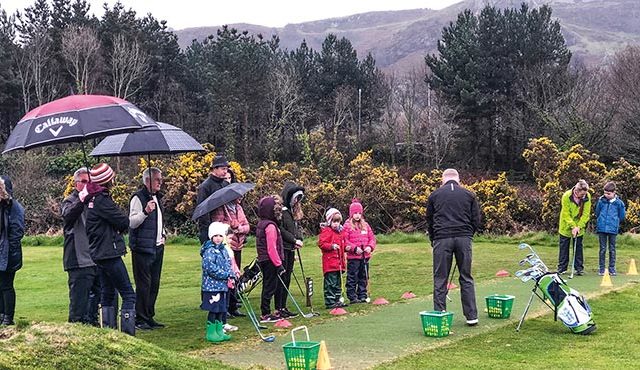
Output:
(558, 179), (591, 276)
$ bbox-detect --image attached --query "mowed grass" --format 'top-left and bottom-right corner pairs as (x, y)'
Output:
(4, 232), (640, 368)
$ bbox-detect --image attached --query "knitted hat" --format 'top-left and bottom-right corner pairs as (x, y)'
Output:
(90, 163), (115, 185)
(349, 198), (363, 217)
(208, 221), (229, 239)
(325, 208), (342, 223)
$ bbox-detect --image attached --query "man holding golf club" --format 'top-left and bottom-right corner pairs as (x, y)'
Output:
(426, 169), (481, 326)
(557, 179), (591, 277)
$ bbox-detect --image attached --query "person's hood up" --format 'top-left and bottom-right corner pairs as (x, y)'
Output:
(0, 175), (13, 200)
(281, 181), (304, 209)
(258, 196), (282, 222)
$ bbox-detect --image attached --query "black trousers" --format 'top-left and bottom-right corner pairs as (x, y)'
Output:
(259, 260), (284, 316)
(558, 235), (584, 273)
(0, 270), (16, 318)
(97, 257), (136, 310)
(132, 247), (164, 323)
(227, 249), (242, 313)
(346, 258), (369, 301)
(432, 236), (477, 320)
(276, 249), (295, 310)
(67, 266), (100, 324)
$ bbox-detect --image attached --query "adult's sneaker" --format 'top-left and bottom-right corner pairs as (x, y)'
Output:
(279, 308), (298, 318)
(259, 313), (281, 323)
(466, 318), (479, 326)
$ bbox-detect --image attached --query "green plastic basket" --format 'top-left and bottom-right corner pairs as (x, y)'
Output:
(282, 326), (320, 370)
(419, 311), (453, 337)
(485, 294), (515, 318)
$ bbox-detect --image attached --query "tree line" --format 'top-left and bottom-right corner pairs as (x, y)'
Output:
(1, 0), (640, 174)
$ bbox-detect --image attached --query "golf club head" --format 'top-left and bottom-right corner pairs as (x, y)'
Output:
(518, 243), (531, 250)
(263, 335), (276, 342)
(365, 297), (371, 303)
(339, 296), (345, 303)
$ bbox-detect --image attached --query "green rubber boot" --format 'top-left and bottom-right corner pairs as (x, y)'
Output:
(205, 321), (224, 343)
(216, 321), (231, 341)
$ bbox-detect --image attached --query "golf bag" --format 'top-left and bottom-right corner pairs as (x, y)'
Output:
(537, 273), (596, 335)
(237, 259), (262, 294)
(516, 243), (596, 334)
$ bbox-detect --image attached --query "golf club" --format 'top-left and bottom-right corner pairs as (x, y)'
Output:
(363, 251), (371, 303)
(569, 237), (576, 279)
(337, 248), (346, 304)
(445, 263), (457, 302)
(237, 292), (275, 342)
(296, 248), (315, 309)
(291, 271), (319, 316)
(277, 274), (315, 318)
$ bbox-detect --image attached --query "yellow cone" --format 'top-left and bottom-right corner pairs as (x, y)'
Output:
(628, 259), (638, 276)
(600, 270), (613, 287)
(316, 340), (332, 370)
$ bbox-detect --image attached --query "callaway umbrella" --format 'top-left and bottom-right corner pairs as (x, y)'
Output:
(90, 122), (204, 157)
(2, 95), (156, 154)
(192, 182), (255, 221)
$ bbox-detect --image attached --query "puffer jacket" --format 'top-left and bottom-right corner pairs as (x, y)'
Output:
(343, 219), (376, 260)
(84, 183), (129, 262)
(201, 240), (233, 292)
(211, 203), (249, 251)
(0, 176), (25, 272)
(595, 195), (626, 234)
(318, 226), (346, 274)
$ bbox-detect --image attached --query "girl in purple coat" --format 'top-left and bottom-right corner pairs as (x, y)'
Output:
(342, 199), (376, 304)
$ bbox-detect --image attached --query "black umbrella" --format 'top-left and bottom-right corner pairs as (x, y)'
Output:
(90, 122), (204, 157)
(192, 182), (255, 221)
(2, 95), (156, 154)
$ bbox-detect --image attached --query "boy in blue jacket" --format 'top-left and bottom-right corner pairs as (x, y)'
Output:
(595, 182), (626, 276)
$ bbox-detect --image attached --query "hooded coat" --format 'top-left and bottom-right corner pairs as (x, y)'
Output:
(0, 176), (25, 272)
(595, 195), (626, 234)
(200, 240), (233, 292)
(280, 182), (304, 251)
(318, 226), (346, 274)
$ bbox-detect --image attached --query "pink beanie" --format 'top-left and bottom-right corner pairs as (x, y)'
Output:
(349, 198), (363, 217)
(90, 163), (115, 185)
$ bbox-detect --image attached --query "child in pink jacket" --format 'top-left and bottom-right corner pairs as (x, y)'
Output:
(342, 199), (376, 304)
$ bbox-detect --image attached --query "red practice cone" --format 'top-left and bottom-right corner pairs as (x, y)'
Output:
(274, 319), (292, 328)
(401, 291), (417, 299)
(495, 269), (510, 277)
(447, 282), (458, 290)
(372, 297), (389, 305)
(329, 307), (348, 315)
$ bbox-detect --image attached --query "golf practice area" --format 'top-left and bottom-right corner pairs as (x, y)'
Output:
(1, 233), (639, 369)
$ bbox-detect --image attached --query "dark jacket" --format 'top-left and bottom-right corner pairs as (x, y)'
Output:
(595, 195), (626, 234)
(61, 189), (95, 271)
(0, 176), (25, 272)
(426, 180), (481, 241)
(256, 197), (284, 264)
(196, 174), (227, 230)
(85, 183), (129, 262)
(280, 182), (304, 251)
(129, 187), (164, 255)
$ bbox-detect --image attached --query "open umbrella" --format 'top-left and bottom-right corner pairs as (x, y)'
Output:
(90, 122), (204, 157)
(2, 95), (156, 154)
(192, 183), (255, 221)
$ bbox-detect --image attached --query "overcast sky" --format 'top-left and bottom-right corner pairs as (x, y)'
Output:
(1, 0), (464, 29)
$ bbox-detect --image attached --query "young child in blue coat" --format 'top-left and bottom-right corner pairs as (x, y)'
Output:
(200, 222), (234, 343)
(595, 182), (626, 276)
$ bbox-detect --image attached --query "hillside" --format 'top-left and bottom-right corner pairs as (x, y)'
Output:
(174, 0), (640, 72)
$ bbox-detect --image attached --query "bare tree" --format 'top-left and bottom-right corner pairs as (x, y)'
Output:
(109, 34), (150, 99)
(14, 33), (60, 110)
(331, 85), (354, 147)
(608, 45), (640, 160)
(62, 26), (101, 94)
(379, 73), (400, 165)
(396, 68), (429, 167)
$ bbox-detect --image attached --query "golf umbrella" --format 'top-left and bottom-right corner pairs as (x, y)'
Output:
(90, 122), (204, 157)
(2, 94), (156, 154)
(192, 182), (255, 221)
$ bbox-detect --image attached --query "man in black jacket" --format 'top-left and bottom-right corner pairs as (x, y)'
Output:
(129, 167), (165, 330)
(196, 155), (229, 244)
(426, 169), (481, 326)
(61, 167), (99, 326)
(84, 163), (136, 336)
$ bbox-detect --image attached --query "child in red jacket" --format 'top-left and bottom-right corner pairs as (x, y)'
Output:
(318, 208), (348, 309)
(343, 199), (376, 304)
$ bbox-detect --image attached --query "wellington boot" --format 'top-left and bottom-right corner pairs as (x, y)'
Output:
(216, 320), (231, 341)
(205, 321), (224, 343)
(120, 309), (136, 336)
(101, 306), (117, 329)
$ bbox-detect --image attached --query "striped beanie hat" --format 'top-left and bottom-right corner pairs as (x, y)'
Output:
(90, 163), (115, 185)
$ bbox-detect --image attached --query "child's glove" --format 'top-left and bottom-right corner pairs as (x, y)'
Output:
(364, 246), (372, 254)
(295, 239), (304, 249)
(345, 245), (352, 251)
(277, 265), (286, 276)
(355, 247), (363, 255)
(227, 278), (235, 289)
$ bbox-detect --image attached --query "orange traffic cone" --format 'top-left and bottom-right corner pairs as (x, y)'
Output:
(317, 340), (332, 370)
(628, 259), (638, 276)
(600, 270), (613, 287)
